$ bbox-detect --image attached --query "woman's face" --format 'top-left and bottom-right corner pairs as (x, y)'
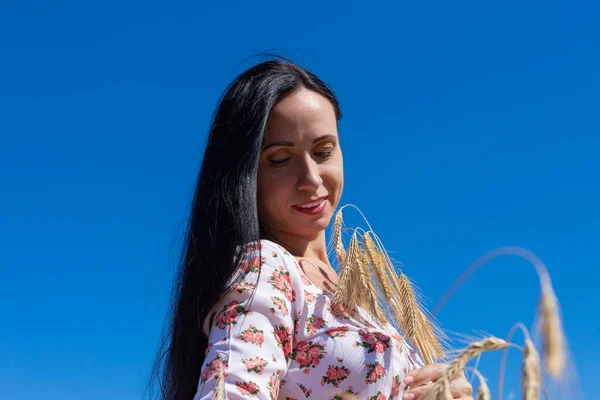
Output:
(257, 88), (344, 239)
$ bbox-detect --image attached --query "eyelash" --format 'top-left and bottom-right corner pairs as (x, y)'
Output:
(269, 150), (334, 167)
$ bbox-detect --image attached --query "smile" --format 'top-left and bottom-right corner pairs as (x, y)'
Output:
(292, 196), (328, 215)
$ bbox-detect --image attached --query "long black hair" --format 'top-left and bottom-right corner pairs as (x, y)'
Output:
(151, 58), (342, 400)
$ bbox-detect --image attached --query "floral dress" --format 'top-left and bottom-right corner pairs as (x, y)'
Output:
(194, 240), (423, 399)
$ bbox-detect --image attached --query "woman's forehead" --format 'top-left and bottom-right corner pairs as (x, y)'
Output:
(265, 90), (338, 143)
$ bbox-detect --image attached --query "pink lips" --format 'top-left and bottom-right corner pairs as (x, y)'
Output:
(292, 196), (328, 215)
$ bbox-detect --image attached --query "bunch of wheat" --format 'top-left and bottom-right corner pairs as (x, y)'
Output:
(330, 206), (567, 400)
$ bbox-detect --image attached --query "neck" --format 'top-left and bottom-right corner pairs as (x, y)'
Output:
(263, 229), (330, 265)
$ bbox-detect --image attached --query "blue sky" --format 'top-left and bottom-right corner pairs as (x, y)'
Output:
(1, 1), (598, 399)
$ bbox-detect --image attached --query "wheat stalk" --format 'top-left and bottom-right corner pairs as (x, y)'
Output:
(333, 210), (346, 265)
(539, 284), (565, 377)
(397, 274), (445, 363)
(363, 233), (406, 329)
(425, 337), (510, 400)
(465, 367), (490, 400)
(522, 338), (541, 400)
(215, 363), (225, 400)
(331, 233), (359, 317)
(356, 246), (386, 323)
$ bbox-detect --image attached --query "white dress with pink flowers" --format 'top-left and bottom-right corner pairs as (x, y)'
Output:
(194, 240), (423, 400)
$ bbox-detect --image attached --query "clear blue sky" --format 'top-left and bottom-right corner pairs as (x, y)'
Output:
(1, 1), (598, 399)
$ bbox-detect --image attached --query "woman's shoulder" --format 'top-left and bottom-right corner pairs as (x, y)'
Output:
(239, 239), (297, 265)
(235, 239), (305, 282)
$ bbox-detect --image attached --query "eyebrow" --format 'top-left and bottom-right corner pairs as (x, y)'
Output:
(261, 134), (337, 152)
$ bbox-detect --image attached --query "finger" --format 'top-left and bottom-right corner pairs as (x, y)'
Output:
(450, 376), (473, 398)
(402, 382), (433, 400)
(403, 363), (448, 387)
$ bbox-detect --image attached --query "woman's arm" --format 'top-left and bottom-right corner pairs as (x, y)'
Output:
(195, 242), (299, 400)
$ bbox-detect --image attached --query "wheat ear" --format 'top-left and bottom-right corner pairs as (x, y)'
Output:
(425, 337), (510, 400)
(539, 283), (565, 377)
(215, 363), (225, 400)
(356, 246), (386, 323)
(398, 274), (444, 363)
(331, 233), (359, 317)
(465, 367), (490, 400)
(522, 338), (541, 400)
(363, 233), (405, 326)
(333, 210), (346, 265)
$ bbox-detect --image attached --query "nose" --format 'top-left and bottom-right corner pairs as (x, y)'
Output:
(296, 155), (323, 192)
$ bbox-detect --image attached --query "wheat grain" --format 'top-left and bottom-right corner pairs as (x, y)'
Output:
(333, 210), (346, 265)
(215, 363), (225, 400)
(425, 337), (509, 400)
(522, 338), (541, 400)
(539, 286), (565, 377)
(331, 233), (359, 317)
(357, 246), (385, 323)
(465, 367), (490, 400)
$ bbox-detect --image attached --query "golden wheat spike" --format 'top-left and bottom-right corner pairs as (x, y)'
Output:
(417, 309), (445, 360)
(539, 285), (566, 377)
(331, 233), (360, 317)
(522, 338), (541, 400)
(425, 337), (510, 400)
(398, 274), (420, 340)
(215, 363), (225, 400)
(465, 367), (490, 400)
(363, 234), (401, 312)
(441, 376), (454, 400)
(333, 210), (346, 265)
(397, 274), (445, 363)
(356, 247), (386, 323)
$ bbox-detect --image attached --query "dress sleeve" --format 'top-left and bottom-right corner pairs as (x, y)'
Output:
(195, 241), (303, 400)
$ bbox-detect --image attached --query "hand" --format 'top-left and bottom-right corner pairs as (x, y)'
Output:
(402, 363), (473, 400)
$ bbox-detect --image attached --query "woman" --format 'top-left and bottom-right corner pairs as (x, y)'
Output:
(154, 59), (473, 399)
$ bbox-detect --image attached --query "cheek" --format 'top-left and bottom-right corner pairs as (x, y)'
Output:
(323, 164), (344, 196)
(257, 172), (288, 217)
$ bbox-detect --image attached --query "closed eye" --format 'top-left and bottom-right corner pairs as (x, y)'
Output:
(314, 149), (334, 159)
(268, 157), (291, 167)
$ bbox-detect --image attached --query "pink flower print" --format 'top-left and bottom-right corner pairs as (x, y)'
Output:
(235, 380), (260, 396)
(374, 341), (386, 354)
(234, 281), (256, 293)
(327, 368), (337, 380)
(269, 266), (296, 301)
(200, 354), (228, 383)
(269, 296), (289, 316)
(273, 325), (293, 360)
(267, 373), (280, 400)
(306, 314), (325, 335)
(240, 256), (266, 273)
(321, 365), (351, 388)
(298, 382), (312, 398)
(204, 342), (213, 357)
(329, 302), (356, 319)
(214, 301), (245, 330)
(291, 341), (327, 373)
(391, 375), (401, 397)
(304, 290), (316, 304)
(369, 392), (387, 400)
(243, 242), (262, 252)
(356, 330), (391, 354)
(365, 362), (386, 384)
(325, 326), (349, 338)
(392, 333), (405, 352)
(242, 357), (268, 375)
(237, 325), (265, 347)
